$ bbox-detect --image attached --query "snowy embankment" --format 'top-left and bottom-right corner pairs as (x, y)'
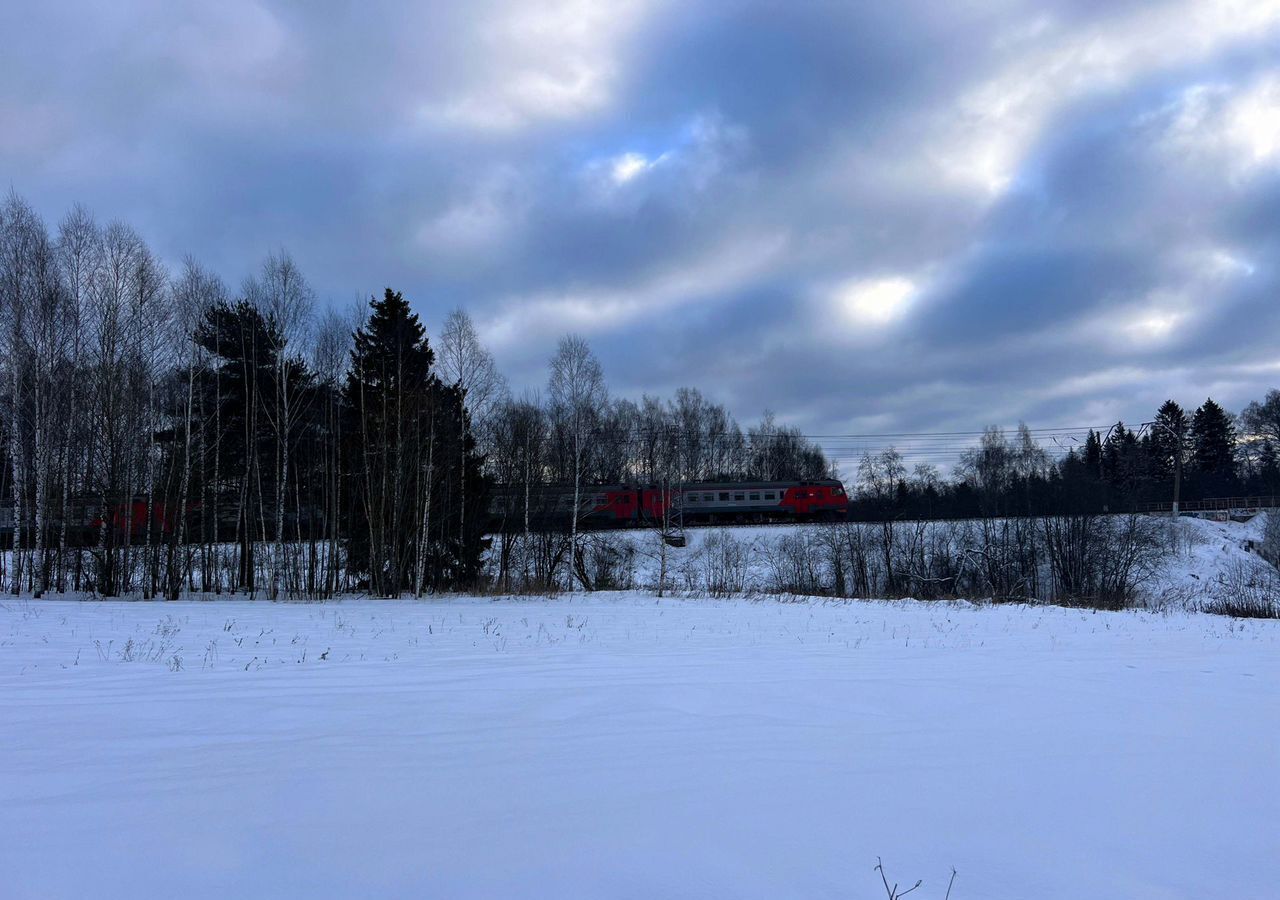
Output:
(2, 594), (1277, 899)
(1152, 512), (1273, 602)
(596, 512), (1277, 610)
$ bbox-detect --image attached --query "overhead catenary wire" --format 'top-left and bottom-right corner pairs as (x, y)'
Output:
(592, 425), (1110, 438)
(577, 423), (1108, 468)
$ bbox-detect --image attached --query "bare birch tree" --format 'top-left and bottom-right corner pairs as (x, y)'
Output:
(311, 308), (354, 597)
(86, 221), (151, 595)
(245, 252), (313, 598)
(0, 194), (46, 593)
(167, 258), (225, 597)
(438, 307), (507, 547)
(547, 334), (606, 589)
(54, 205), (100, 592)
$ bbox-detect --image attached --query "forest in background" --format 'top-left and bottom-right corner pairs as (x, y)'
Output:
(853, 397), (1280, 521)
(0, 193), (828, 598)
(3, 191), (1280, 598)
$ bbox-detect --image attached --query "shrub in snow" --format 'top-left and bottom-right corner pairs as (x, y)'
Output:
(580, 532), (637, 591)
(762, 530), (827, 595)
(486, 531), (570, 594)
(1041, 513), (1163, 610)
(1204, 559), (1280, 619)
(701, 530), (751, 596)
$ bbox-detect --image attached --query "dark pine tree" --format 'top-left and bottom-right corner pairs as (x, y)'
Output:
(1101, 423), (1124, 484)
(1082, 429), (1103, 479)
(343, 289), (488, 596)
(1145, 400), (1188, 491)
(1189, 397), (1237, 496)
(1102, 422), (1142, 499)
(193, 300), (289, 590)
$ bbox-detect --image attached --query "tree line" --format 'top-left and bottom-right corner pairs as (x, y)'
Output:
(10, 189), (1271, 597)
(0, 188), (491, 600)
(0, 192), (832, 597)
(854, 396), (1280, 521)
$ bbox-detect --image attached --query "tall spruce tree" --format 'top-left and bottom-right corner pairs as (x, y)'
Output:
(193, 300), (283, 591)
(1146, 400), (1188, 486)
(1082, 429), (1103, 479)
(192, 299), (326, 593)
(343, 289), (486, 596)
(1102, 422), (1134, 491)
(1190, 397), (1237, 490)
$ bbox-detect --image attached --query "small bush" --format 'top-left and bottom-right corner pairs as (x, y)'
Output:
(1041, 513), (1161, 611)
(762, 531), (826, 595)
(1203, 560), (1280, 619)
(581, 533), (636, 591)
(702, 530), (750, 596)
(1205, 595), (1280, 619)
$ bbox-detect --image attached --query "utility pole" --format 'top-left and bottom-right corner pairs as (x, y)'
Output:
(1173, 435), (1182, 516)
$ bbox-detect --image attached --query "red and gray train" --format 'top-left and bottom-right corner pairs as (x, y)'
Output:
(488, 479), (849, 529)
(0, 480), (850, 546)
(0, 497), (192, 549)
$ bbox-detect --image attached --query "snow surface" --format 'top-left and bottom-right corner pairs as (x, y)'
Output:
(2, 593), (1277, 899)
(1150, 513), (1274, 605)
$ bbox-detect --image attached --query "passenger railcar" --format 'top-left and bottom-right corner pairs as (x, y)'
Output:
(487, 479), (848, 530)
(676, 480), (847, 523)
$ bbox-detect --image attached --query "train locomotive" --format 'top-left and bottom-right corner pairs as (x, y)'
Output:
(488, 479), (848, 530)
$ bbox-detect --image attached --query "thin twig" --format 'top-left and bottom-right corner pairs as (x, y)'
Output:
(876, 858), (894, 899)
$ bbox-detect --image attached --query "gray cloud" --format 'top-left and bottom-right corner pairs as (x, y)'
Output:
(4, 0), (1280, 472)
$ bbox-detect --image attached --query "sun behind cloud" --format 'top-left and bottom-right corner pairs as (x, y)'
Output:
(836, 276), (917, 326)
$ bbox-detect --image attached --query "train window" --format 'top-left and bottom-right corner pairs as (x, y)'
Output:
(687, 494), (697, 503)
(749, 493), (760, 501)
(718, 492), (729, 501)
(704, 493), (713, 501)
(764, 492), (774, 499)
(734, 493), (745, 501)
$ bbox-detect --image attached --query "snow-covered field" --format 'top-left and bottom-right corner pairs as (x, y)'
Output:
(2, 593), (1277, 899)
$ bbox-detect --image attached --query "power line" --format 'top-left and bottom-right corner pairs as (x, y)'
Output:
(595, 425), (1108, 439)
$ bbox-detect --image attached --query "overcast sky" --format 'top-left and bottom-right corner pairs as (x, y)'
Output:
(4, 0), (1280, 469)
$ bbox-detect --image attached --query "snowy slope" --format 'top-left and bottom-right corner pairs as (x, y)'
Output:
(601, 513), (1280, 608)
(2, 594), (1277, 899)
(1150, 512), (1273, 607)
